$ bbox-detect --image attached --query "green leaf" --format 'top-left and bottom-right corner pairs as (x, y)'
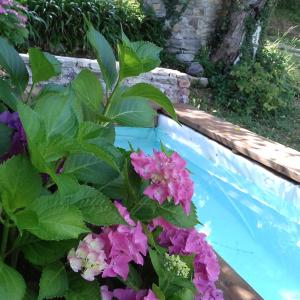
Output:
(133, 199), (198, 228)
(17, 102), (48, 172)
(65, 273), (99, 300)
(86, 24), (117, 90)
(152, 284), (166, 300)
(62, 185), (125, 226)
(0, 261), (26, 300)
(0, 155), (42, 212)
(72, 69), (103, 112)
(170, 289), (194, 300)
(29, 48), (61, 84)
(79, 142), (120, 171)
(22, 239), (75, 266)
(0, 123), (12, 156)
(38, 262), (68, 300)
(34, 87), (78, 140)
(64, 153), (119, 185)
(158, 202), (198, 228)
(122, 83), (177, 121)
(13, 209), (39, 230)
(0, 37), (29, 94)
(121, 265), (142, 291)
(0, 79), (18, 110)
(28, 196), (89, 240)
(77, 121), (115, 144)
(106, 96), (156, 127)
(119, 34), (161, 80)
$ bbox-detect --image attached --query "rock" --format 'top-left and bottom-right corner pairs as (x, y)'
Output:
(186, 62), (204, 77)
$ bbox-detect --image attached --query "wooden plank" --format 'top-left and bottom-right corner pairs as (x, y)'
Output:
(171, 104), (300, 184)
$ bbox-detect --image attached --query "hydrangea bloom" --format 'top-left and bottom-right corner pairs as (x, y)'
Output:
(0, 0), (27, 26)
(130, 150), (194, 215)
(68, 203), (147, 281)
(67, 234), (107, 281)
(101, 221), (147, 279)
(101, 286), (158, 300)
(0, 111), (26, 162)
(149, 217), (223, 299)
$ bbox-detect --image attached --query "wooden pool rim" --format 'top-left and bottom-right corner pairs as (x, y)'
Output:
(163, 104), (300, 185)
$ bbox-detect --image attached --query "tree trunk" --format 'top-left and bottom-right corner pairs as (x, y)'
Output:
(211, 0), (267, 65)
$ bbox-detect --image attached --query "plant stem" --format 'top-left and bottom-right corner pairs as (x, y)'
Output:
(0, 223), (9, 260)
(26, 84), (35, 104)
(103, 78), (120, 116)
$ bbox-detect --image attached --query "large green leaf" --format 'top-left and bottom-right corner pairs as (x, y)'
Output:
(17, 102), (48, 172)
(72, 69), (103, 112)
(0, 79), (18, 110)
(28, 196), (89, 240)
(0, 261), (26, 300)
(61, 185), (125, 226)
(118, 40), (161, 80)
(0, 123), (12, 156)
(79, 142), (120, 171)
(29, 48), (61, 84)
(38, 262), (68, 300)
(0, 155), (42, 212)
(13, 209), (39, 231)
(86, 24), (117, 90)
(170, 289), (194, 300)
(65, 273), (99, 300)
(122, 83), (177, 121)
(106, 96), (156, 127)
(64, 153), (119, 185)
(22, 239), (75, 266)
(34, 87), (78, 139)
(77, 121), (115, 144)
(0, 37), (29, 94)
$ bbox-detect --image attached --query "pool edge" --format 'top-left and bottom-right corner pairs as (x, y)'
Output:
(162, 104), (300, 185)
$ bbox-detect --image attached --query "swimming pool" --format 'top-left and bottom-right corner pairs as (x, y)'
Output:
(115, 115), (300, 300)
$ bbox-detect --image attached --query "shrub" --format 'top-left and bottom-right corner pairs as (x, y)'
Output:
(0, 0), (28, 45)
(20, 0), (164, 56)
(200, 42), (297, 116)
(0, 25), (222, 299)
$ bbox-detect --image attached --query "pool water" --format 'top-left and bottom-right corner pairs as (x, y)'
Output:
(115, 116), (300, 300)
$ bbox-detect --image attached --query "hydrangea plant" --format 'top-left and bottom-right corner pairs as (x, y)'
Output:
(0, 0), (28, 45)
(0, 24), (223, 300)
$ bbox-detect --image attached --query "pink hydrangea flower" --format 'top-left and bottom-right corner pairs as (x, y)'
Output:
(67, 234), (107, 281)
(101, 221), (148, 279)
(68, 206), (148, 281)
(130, 150), (194, 215)
(149, 217), (223, 299)
(100, 286), (158, 300)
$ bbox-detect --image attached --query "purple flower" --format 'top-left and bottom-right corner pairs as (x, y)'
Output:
(100, 286), (158, 300)
(130, 150), (194, 215)
(149, 217), (223, 299)
(0, 111), (26, 162)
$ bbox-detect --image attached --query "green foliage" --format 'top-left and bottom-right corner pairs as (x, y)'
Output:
(0, 261), (26, 300)
(21, 0), (164, 57)
(0, 1), (28, 45)
(197, 42), (297, 116)
(0, 27), (190, 298)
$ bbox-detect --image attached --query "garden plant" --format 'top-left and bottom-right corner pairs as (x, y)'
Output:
(0, 0), (28, 45)
(0, 23), (223, 300)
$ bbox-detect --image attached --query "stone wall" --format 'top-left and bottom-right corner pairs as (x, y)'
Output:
(21, 54), (208, 104)
(143, 0), (223, 64)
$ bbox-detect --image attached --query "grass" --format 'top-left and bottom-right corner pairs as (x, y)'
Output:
(190, 89), (300, 152)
